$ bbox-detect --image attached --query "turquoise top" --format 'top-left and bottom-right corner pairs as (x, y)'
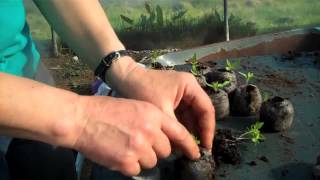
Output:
(0, 0), (40, 78)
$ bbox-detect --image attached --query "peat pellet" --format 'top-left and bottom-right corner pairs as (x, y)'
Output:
(260, 96), (294, 132)
(231, 84), (262, 116)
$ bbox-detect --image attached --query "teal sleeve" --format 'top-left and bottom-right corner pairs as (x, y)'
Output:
(0, 0), (40, 78)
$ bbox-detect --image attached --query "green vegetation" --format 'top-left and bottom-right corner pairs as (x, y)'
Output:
(24, 0), (320, 49)
(192, 134), (201, 145)
(225, 59), (240, 71)
(190, 53), (200, 76)
(237, 121), (265, 145)
(239, 72), (254, 84)
(150, 51), (160, 68)
(206, 80), (231, 92)
(262, 92), (270, 102)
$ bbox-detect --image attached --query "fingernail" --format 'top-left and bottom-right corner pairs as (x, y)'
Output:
(196, 151), (201, 159)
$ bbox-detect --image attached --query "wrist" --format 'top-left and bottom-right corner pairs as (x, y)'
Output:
(105, 56), (141, 88)
(50, 94), (86, 148)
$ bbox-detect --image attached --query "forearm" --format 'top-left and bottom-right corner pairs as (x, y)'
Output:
(33, 0), (128, 69)
(0, 73), (81, 147)
(33, 0), (138, 87)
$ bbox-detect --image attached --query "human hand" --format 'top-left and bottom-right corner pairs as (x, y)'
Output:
(72, 96), (187, 176)
(106, 57), (216, 158)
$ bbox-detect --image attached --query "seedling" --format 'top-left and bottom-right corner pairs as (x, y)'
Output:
(190, 53), (200, 76)
(225, 59), (240, 71)
(192, 135), (201, 145)
(237, 122), (265, 145)
(262, 92), (270, 102)
(239, 71), (254, 84)
(151, 51), (160, 68)
(206, 80), (231, 92)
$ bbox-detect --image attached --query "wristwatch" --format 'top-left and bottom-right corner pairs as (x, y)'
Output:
(94, 50), (129, 82)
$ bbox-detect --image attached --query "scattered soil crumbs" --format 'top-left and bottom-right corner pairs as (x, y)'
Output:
(247, 161), (257, 166)
(258, 156), (269, 163)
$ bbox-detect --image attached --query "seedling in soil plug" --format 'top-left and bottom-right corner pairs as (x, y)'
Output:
(205, 69), (238, 94)
(237, 122), (265, 145)
(150, 51), (160, 69)
(225, 59), (240, 71)
(206, 80), (230, 120)
(176, 148), (214, 180)
(239, 71), (254, 84)
(206, 80), (231, 92)
(190, 53), (200, 76)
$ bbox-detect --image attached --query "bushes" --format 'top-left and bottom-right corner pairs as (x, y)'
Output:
(116, 2), (257, 50)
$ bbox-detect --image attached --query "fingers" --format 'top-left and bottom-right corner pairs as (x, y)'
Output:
(138, 146), (157, 169)
(119, 161), (141, 176)
(152, 130), (171, 159)
(183, 78), (216, 150)
(161, 113), (200, 160)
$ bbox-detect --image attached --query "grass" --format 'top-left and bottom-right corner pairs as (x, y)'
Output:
(24, 0), (320, 46)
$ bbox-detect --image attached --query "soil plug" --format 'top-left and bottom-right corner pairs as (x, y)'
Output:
(188, 53), (211, 88)
(206, 81), (230, 120)
(176, 148), (215, 180)
(260, 96), (294, 132)
(231, 84), (262, 116)
(205, 69), (237, 94)
(313, 155), (320, 180)
(205, 59), (239, 94)
(213, 129), (241, 165)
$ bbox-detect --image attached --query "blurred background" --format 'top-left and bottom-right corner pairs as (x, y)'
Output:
(24, 0), (320, 50)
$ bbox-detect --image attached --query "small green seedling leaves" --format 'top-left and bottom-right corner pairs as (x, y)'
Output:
(239, 71), (254, 84)
(206, 80), (231, 92)
(151, 51), (160, 68)
(190, 53), (200, 76)
(262, 92), (269, 102)
(225, 59), (240, 71)
(192, 134), (201, 145)
(237, 121), (265, 145)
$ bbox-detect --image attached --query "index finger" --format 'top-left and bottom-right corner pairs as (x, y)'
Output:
(182, 79), (216, 150)
(161, 113), (200, 160)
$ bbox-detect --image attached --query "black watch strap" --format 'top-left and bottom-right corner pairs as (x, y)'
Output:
(94, 50), (129, 82)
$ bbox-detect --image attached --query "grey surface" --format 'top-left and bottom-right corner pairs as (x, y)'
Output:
(163, 52), (320, 179)
(155, 28), (314, 66)
(216, 54), (319, 180)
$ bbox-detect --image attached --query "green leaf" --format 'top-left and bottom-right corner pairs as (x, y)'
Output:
(156, 5), (164, 26)
(172, 9), (187, 21)
(120, 15), (134, 25)
(145, 2), (152, 14)
(262, 92), (269, 102)
(254, 122), (264, 130)
(191, 53), (198, 65)
(238, 71), (247, 78)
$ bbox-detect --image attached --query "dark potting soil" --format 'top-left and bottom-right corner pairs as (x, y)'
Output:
(257, 156), (269, 163)
(207, 89), (230, 120)
(213, 129), (241, 166)
(231, 84), (262, 116)
(195, 75), (207, 88)
(205, 69), (237, 94)
(175, 148), (215, 180)
(247, 161), (257, 166)
(174, 129), (242, 180)
(260, 96), (294, 132)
